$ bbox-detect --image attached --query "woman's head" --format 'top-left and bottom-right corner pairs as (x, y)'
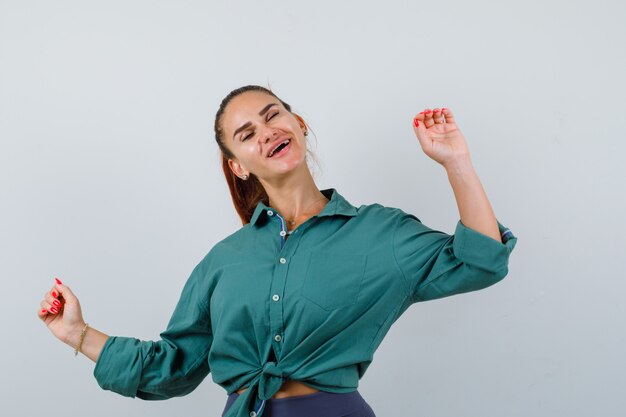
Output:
(214, 85), (315, 224)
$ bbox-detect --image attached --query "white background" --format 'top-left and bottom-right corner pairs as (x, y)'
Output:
(2, 0), (625, 416)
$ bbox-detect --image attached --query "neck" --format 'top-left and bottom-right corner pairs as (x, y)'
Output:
(260, 167), (328, 223)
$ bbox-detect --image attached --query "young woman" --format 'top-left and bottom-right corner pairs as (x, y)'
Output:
(38, 85), (517, 417)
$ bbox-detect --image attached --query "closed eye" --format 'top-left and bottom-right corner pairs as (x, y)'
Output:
(242, 112), (279, 141)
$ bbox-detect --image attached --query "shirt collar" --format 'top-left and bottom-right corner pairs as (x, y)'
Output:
(249, 188), (358, 226)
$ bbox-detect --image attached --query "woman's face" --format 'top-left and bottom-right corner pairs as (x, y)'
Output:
(221, 91), (308, 182)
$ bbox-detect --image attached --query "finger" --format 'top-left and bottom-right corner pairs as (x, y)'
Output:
(45, 288), (61, 306)
(413, 111), (425, 122)
(412, 111), (426, 127)
(50, 296), (62, 310)
(40, 299), (58, 314)
(423, 109), (435, 128)
(38, 308), (49, 319)
(441, 107), (455, 124)
(44, 290), (63, 314)
(432, 108), (444, 124)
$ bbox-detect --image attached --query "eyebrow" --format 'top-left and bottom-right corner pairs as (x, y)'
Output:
(232, 103), (279, 140)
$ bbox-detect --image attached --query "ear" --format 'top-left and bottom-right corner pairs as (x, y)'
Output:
(293, 113), (308, 135)
(227, 158), (248, 178)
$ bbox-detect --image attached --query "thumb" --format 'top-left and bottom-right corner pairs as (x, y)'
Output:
(412, 114), (431, 150)
(54, 278), (79, 306)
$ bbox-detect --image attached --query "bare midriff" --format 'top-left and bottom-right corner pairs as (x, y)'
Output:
(236, 380), (320, 399)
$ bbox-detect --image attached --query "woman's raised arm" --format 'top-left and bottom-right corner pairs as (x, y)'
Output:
(412, 107), (501, 242)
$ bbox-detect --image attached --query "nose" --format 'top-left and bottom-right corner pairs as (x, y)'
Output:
(261, 128), (278, 143)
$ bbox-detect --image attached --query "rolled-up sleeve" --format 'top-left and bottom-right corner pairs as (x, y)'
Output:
(392, 209), (517, 303)
(93, 261), (213, 400)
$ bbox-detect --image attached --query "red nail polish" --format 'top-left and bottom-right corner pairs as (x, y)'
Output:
(425, 110), (432, 113)
(41, 309), (48, 314)
(49, 307), (58, 314)
(413, 119), (419, 127)
(51, 290), (58, 298)
(55, 278), (62, 285)
(53, 300), (61, 307)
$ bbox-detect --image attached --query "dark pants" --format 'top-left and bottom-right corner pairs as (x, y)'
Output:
(221, 390), (377, 417)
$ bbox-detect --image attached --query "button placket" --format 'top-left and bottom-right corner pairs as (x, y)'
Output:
(265, 211), (312, 353)
(268, 210), (290, 353)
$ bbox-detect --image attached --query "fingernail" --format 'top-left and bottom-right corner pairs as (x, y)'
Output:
(425, 110), (432, 113)
(413, 118), (419, 127)
(442, 108), (446, 111)
(51, 290), (58, 298)
(49, 307), (58, 314)
(419, 111), (424, 114)
(41, 309), (48, 314)
(52, 300), (61, 307)
(55, 278), (62, 285)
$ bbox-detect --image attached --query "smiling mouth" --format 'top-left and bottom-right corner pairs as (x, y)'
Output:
(267, 139), (291, 158)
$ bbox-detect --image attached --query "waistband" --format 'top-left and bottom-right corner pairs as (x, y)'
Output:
(222, 389), (369, 417)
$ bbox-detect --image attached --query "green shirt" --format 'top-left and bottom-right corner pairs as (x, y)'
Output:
(93, 188), (517, 417)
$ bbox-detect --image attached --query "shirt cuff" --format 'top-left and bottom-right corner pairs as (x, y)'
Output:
(93, 336), (143, 398)
(451, 219), (517, 273)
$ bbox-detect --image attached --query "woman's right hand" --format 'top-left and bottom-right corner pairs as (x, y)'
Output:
(38, 278), (87, 349)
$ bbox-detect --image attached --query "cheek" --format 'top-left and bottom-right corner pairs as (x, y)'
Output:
(239, 144), (262, 165)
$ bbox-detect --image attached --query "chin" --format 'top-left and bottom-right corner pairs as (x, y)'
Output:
(268, 155), (307, 177)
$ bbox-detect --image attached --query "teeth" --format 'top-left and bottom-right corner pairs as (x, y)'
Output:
(268, 139), (290, 157)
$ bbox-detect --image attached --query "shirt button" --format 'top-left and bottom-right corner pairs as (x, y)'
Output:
(267, 210), (273, 216)
(274, 334), (282, 342)
(279, 258), (286, 264)
(279, 230), (286, 237)
(272, 294), (280, 301)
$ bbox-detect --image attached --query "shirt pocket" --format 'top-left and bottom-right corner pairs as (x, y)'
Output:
(300, 250), (367, 311)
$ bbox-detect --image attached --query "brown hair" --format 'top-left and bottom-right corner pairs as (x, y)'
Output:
(213, 85), (318, 225)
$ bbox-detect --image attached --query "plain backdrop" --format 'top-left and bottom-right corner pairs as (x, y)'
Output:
(2, 0), (625, 416)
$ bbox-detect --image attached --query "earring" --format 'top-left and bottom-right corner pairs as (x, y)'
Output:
(241, 174), (249, 180)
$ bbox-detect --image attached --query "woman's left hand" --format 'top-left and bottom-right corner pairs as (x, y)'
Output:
(412, 108), (471, 168)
